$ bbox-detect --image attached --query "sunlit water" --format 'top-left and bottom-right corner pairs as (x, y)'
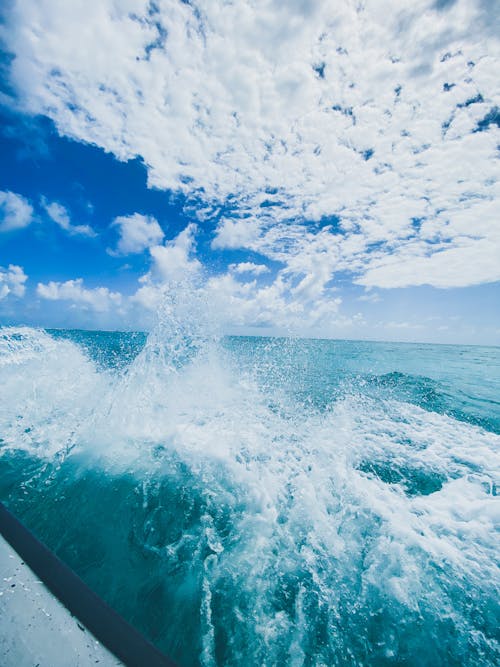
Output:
(0, 319), (499, 666)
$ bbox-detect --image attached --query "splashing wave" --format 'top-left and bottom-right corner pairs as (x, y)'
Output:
(0, 320), (499, 666)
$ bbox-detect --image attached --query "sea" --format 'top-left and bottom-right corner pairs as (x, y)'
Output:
(0, 318), (499, 665)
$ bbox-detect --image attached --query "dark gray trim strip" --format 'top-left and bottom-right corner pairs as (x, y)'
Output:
(0, 502), (177, 667)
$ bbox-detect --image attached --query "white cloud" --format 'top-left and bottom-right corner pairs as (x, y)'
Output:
(110, 213), (164, 255)
(37, 279), (122, 312)
(0, 191), (33, 232)
(229, 262), (270, 276)
(131, 283), (163, 312)
(2, 0), (499, 292)
(0, 264), (28, 299)
(205, 270), (342, 332)
(381, 320), (425, 331)
(147, 223), (201, 283)
(133, 223), (342, 332)
(131, 223), (201, 309)
(358, 290), (381, 303)
(212, 218), (263, 251)
(358, 235), (500, 289)
(41, 198), (96, 237)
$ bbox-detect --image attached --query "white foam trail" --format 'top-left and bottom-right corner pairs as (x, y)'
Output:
(0, 327), (107, 458)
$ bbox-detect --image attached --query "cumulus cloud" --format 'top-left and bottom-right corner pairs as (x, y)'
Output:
(37, 279), (122, 312)
(147, 223), (201, 282)
(110, 212), (164, 255)
(229, 262), (270, 276)
(206, 271), (342, 331)
(41, 198), (96, 237)
(0, 191), (33, 232)
(211, 218), (263, 251)
(0, 264), (28, 299)
(131, 223), (201, 308)
(357, 234), (500, 288)
(2, 0), (499, 296)
(132, 222), (343, 331)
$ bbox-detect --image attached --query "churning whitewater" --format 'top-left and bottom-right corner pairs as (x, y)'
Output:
(0, 304), (499, 665)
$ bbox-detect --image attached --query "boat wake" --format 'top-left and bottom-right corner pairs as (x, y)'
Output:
(0, 315), (498, 666)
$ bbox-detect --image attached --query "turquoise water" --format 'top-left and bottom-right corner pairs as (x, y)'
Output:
(0, 324), (499, 666)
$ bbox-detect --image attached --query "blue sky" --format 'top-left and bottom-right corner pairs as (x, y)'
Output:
(0, 0), (499, 344)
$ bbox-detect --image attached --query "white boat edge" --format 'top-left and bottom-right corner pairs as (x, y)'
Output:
(0, 534), (123, 667)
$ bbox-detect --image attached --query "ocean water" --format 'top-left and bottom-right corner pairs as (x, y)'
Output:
(0, 316), (499, 665)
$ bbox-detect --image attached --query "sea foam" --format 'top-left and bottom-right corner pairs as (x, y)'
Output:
(0, 310), (498, 666)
